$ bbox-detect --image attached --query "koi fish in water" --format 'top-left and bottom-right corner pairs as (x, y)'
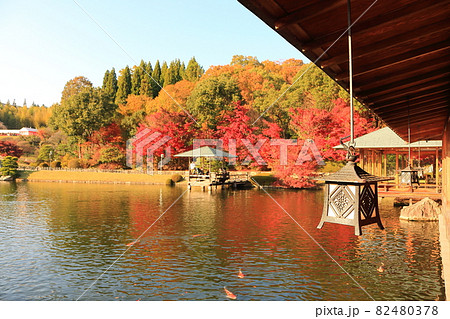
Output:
(238, 268), (245, 279)
(224, 286), (237, 300)
(126, 240), (139, 247)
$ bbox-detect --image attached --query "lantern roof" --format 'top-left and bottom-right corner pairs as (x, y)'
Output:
(320, 160), (393, 184)
(400, 166), (418, 173)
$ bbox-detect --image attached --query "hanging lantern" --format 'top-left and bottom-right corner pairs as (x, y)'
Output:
(316, 0), (393, 235)
(400, 99), (420, 187)
(400, 166), (420, 187)
(317, 149), (393, 235)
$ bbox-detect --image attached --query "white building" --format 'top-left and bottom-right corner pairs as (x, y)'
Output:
(0, 127), (39, 136)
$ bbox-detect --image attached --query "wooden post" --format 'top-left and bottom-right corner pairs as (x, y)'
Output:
(378, 152), (382, 176)
(395, 152), (399, 187)
(436, 147), (440, 192)
(383, 153), (387, 176)
(360, 149), (364, 169)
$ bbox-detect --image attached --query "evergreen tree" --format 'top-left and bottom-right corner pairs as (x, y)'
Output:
(139, 61), (153, 97)
(160, 61), (168, 87)
(102, 70), (110, 90)
(151, 60), (162, 97)
(184, 57), (204, 82)
(115, 66), (132, 105)
(131, 61), (145, 95)
(165, 59), (183, 86)
(102, 68), (118, 101)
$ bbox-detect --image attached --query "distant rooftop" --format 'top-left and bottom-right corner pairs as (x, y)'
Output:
(334, 127), (442, 150)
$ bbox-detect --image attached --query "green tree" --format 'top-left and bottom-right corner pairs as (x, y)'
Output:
(50, 87), (117, 144)
(184, 57), (204, 82)
(230, 55), (262, 67)
(115, 66), (132, 105)
(139, 61), (153, 96)
(102, 68), (118, 100)
(151, 60), (162, 97)
(165, 59), (183, 86)
(0, 156), (19, 178)
(186, 74), (242, 127)
(131, 61), (145, 95)
(160, 61), (168, 87)
(37, 144), (54, 162)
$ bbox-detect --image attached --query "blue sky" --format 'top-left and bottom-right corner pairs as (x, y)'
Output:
(0, 0), (307, 107)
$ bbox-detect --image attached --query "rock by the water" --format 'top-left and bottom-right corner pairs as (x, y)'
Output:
(0, 175), (15, 181)
(400, 197), (441, 221)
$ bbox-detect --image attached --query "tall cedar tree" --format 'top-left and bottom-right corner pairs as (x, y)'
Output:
(160, 61), (168, 87)
(139, 61), (153, 96)
(184, 57), (204, 82)
(115, 66), (132, 105)
(102, 68), (118, 101)
(131, 61), (145, 95)
(151, 60), (162, 97)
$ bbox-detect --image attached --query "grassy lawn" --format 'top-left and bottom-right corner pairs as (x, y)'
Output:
(251, 173), (277, 186)
(21, 170), (179, 184)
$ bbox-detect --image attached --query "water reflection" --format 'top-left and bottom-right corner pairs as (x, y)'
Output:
(0, 182), (445, 300)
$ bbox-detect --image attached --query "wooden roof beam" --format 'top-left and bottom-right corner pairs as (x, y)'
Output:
(355, 61), (450, 92)
(303, 1), (447, 50)
(320, 19), (450, 68)
(367, 87), (450, 108)
(384, 110), (449, 125)
(372, 96), (450, 116)
(335, 43), (450, 81)
(365, 82), (449, 104)
(375, 100), (449, 117)
(274, 0), (345, 30)
(360, 73), (450, 99)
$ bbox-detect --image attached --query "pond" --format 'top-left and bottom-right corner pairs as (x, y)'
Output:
(0, 182), (445, 301)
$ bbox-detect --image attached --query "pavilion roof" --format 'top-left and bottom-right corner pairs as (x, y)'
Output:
(333, 127), (441, 149)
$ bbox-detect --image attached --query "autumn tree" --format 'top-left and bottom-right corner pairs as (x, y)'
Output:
(146, 80), (195, 114)
(0, 141), (23, 158)
(61, 76), (93, 102)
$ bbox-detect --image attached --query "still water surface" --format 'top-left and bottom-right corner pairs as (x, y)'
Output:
(0, 182), (445, 301)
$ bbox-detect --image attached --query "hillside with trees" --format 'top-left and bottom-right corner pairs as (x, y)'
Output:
(0, 56), (377, 187)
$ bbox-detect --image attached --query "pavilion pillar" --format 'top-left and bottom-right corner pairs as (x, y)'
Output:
(439, 117), (450, 300)
(436, 147), (440, 192)
(395, 152), (399, 187)
(360, 149), (364, 169)
(383, 153), (387, 176)
(371, 150), (375, 174)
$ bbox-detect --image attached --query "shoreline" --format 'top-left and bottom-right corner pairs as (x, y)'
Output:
(17, 170), (179, 185)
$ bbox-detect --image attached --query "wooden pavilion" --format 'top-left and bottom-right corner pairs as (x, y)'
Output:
(238, 0), (450, 297)
(334, 127), (442, 188)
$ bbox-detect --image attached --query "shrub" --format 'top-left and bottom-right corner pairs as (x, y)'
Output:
(50, 161), (61, 168)
(39, 162), (49, 168)
(68, 159), (80, 168)
(166, 178), (175, 186)
(171, 174), (183, 183)
(0, 156), (19, 177)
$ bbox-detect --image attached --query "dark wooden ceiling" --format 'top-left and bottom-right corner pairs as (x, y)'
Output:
(238, 0), (450, 141)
